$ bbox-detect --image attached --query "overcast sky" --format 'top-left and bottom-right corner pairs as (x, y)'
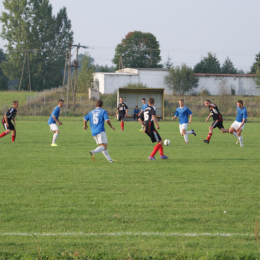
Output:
(0, 0), (259, 72)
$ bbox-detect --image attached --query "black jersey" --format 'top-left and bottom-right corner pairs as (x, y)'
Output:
(2, 107), (17, 124)
(209, 104), (223, 121)
(144, 106), (156, 131)
(117, 102), (128, 113)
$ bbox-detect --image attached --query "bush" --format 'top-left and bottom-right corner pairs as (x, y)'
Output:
(0, 75), (8, 90)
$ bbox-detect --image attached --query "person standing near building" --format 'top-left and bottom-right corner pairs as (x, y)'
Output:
(138, 98), (149, 131)
(116, 97), (128, 131)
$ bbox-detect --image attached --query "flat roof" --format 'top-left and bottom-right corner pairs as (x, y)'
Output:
(194, 73), (255, 77)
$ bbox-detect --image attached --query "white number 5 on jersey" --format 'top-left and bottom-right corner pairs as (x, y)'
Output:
(93, 113), (99, 124)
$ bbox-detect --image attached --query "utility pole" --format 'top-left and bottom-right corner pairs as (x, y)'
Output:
(63, 51), (68, 87)
(27, 51), (31, 91)
(66, 42), (72, 109)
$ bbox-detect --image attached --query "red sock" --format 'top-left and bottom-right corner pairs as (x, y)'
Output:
(207, 133), (212, 141)
(159, 144), (164, 156)
(12, 134), (15, 142)
(0, 131), (8, 138)
(121, 122), (124, 130)
(150, 143), (162, 157)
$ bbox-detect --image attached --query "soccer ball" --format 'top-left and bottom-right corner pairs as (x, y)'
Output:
(164, 139), (171, 146)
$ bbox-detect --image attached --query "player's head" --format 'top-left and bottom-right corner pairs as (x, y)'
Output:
(204, 99), (211, 107)
(179, 99), (184, 107)
(237, 100), (243, 108)
(148, 97), (155, 106)
(13, 101), (19, 108)
(96, 100), (103, 108)
(58, 99), (64, 107)
(142, 98), (146, 104)
(119, 97), (123, 103)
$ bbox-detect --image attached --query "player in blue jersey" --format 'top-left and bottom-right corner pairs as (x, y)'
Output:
(138, 98), (149, 131)
(84, 100), (116, 162)
(228, 100), (247, 147)
(172, 99), (196, 143)
(47, 99), (64, 146)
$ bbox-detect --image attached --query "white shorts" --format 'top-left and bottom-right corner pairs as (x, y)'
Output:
(49, 124), (59, 132)
(231, 121), (245, 131)
(93, 131), (107, 145)
(179, 123), (188, 134)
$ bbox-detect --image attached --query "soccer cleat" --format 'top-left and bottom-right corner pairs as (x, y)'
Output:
(191, 129), (196, 136)
(240, 144), (244, 147)
(236, 139), (239, 145)
(51, 143), (58, 146)
(109, 159), (117, 163)
(139, 129), (143, 131)
(148, 156), (156, 160)
(160, 155), (168, 159)
(90, 150), (95, 162)
(203, 140), (209, 144)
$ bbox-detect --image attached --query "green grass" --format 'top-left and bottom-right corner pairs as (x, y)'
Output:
(1, 118), (260, 259)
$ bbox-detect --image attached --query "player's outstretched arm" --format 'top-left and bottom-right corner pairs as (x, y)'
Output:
(106, 120), (115, 131)
(4, 114), (8, 127)
(172, 116), (177, 120)
(83, 119), (88, 130)
(152, 115), (159, 129)
(206, 113), (211, 122)
(189, 114), (192, 124)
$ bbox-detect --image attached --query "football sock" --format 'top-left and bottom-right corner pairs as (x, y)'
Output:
(184, 134), (188, 142)
(93, 145), (105, 154)
(102, 150), (112, 161)
(0, 131), (8, 138)
(121, 122), (124, 130)
(159, 144), (164, 156)
(12, 134), (15, 142)
(232, 132), (238, 138)
(207, 133), (212, 141)
(186, 131), (192, 135)
(52, 132), (59, 144)
(238, 136), (243, 145)
(150, 143), (161, 157)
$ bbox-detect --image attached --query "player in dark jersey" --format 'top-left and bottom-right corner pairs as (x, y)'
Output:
(0, 101), (19, 142)
(115, 97), (128, 131)
(139, 97), (168, 160)
(203, 99), (229, 144)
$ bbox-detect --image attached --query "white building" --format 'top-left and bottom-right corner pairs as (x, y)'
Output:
(93, 68), (260, 96)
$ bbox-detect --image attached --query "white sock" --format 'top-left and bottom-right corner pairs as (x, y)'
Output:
(233, 132), (238, 138)
(142, 125), (144, 130)
(186, 131), (192, 135)
(238, 136), (243, 145)
(52, 132), (59, 144)
(184, 134), (188, 142)
(93, 146), (105, 154)
(102, 150), (112, 161)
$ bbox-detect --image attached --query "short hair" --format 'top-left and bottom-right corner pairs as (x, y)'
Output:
(148, 97), (154, 105)
(205, 99), (211, 103)
(179, 99), (184, 102)
(135, 106), (138, 107)
(58, 99), (64, 103)
(13, 101), (18, 104)
(96, 100), (103, 107)
(120, 97), (123, 99)
(237, 100), (243, 105)
(142, 98), (146, 101)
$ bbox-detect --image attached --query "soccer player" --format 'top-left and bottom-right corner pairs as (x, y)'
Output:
(139, 97), (168, 160)
(0, 101), (19, 142)
(203, 99), (229, 144)
(116, 97), (128, 131)
(228, 100), (247, 147)
(138, 98), (149, 131)
(84, 100), (115, 162)
(172, 99), (196, 143)
(47, 99), (64, 146)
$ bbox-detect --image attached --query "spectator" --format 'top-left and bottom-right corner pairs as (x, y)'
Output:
(133, 106), (140, 121)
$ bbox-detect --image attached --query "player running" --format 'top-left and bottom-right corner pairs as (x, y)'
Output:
(84, 100), (116, 162)
(138, 98), (148, 131)
(172, 99), (196, 143)
(116, 97), (128, 131)
(139, 97), (168, 160)
(228, 100), (247, 147)
(0, 101), (19, 142)
(203, 99), (229, 144)
(47, 99), (64, 146)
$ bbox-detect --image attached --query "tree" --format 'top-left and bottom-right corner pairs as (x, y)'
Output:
(164, 63), (198, 95)
(0, 0), (73, 91)
(221, 57), (237, 74)
(77, 53), (96, 93)
(194, 52), (221, 73)
(112, 31), (162, 70)
(0, 48), (8, 90)
(250, 52), (260, 73)
(164, 56), (173, 69)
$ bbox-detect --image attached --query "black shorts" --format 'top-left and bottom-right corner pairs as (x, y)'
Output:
(146, 129), (162, 143)
(118, 112), (125, 121)
(211, 120), (224, 129)
(2, 119), (15, 131)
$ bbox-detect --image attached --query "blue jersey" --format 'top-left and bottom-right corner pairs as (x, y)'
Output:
(236, 106), (247, 123)
(48, 106), (60, 125)
(142, 103), (148, 111)
(175, 106), (192, 124)
(84, 108), (109, 136)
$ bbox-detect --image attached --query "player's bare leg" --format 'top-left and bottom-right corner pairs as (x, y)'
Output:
(51, 130), (60, 146)
(90, 143), (116, 162)
(229, 127), (243, 147)
(11, 129), (16, 142)
(138, 118), (144, 131)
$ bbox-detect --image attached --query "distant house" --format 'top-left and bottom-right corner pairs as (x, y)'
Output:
(93, 68), (259, 96)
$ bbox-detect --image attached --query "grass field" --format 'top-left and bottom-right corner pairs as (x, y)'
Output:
(1, 117), (260, 259)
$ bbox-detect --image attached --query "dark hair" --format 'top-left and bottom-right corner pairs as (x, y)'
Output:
(135, 106), (138, 107)
(13, 101), (18, 104)
(237, 100), (243, 105)
(179, 99), (184, 102)
(205, 99), (211, 103)
(142, 98), (146, 101)
(120, 97), (123, 99)
(58, 99), (64, 103)
(148, 97), (155, 105)
(96, 100), (103, 107)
